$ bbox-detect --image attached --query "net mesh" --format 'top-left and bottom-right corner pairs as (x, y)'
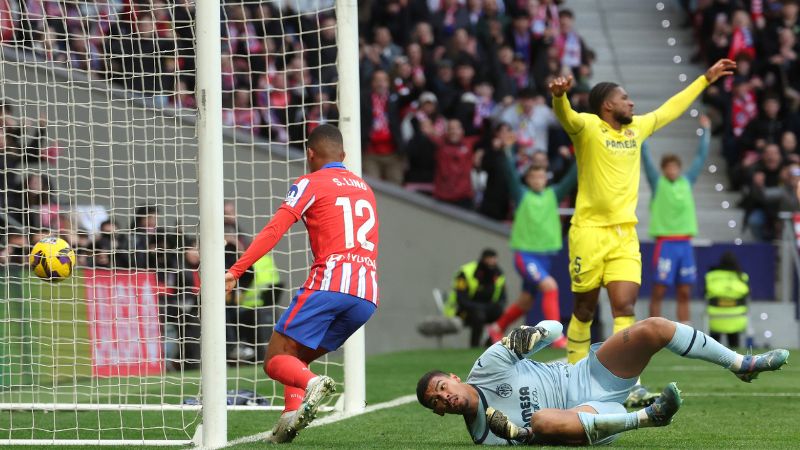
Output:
(0, 0), (339, 442)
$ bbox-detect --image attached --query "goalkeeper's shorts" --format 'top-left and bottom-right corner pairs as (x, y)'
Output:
(566, 343), (638, 407)
(277, 288), (376, 351)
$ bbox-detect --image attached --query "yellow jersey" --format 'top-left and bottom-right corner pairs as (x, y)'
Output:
(553, 75), (709, 227)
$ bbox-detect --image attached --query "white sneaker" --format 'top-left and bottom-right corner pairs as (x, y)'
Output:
(288, 376), (336, 435)
(265, 410), (297, 444)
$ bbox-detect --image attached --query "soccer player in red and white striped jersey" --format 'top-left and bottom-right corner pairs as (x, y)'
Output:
(225, 124), (379, 442)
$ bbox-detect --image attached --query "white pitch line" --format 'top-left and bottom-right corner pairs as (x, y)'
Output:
(226, 394), (417, 446)
(682, 393), (800, 397)
(226, 355), (567, 447)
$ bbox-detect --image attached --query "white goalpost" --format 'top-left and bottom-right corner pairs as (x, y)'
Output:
(0, 0), (362, 446)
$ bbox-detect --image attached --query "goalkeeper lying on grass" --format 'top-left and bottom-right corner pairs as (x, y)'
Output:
(416, 318), (789, 445)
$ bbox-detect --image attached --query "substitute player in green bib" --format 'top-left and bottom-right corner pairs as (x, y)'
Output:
(643, 115), (711, 324)
(487, 156), (576, 346)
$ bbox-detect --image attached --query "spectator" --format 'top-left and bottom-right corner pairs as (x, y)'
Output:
(432, 0), (470, 43)
(499, 87), (558, 162)
(782, 130), (799, 163)
(373, 26), (404, 71)
(361, 69), (404, 184)
(554, 9), (589, 74)
(404, 116), (439, 189)
(442, 248), (507, 348)
(129, 205), (159, 270)
(507, 13), (533, 65)
(90, 219), (130, 269)
(475, 122), (515, 220)
(740, 143), (785, 241)
(401, 91), (446, 145)
(223, 200), (251, 248)
(223, 89), (261, 132)
(728, 9), (756, 62)
(7, 172), (63, 235)
(430, 59), (460, 114)
(433, 118), (479, 208)
(740, 95), (786, 154)
(779, 163), (800, 213)
(170, 238), (202, 370)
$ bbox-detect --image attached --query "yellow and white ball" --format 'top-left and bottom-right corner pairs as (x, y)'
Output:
(29, 236), (76, 281)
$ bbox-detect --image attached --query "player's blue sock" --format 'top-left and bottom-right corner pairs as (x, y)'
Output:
(577, 411), (639, 445)
(665, 322), (738, 369)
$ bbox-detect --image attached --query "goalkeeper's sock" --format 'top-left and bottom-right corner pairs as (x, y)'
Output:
(577, 410), (639, 445)
(566, 314), (592, 364)
(496, 303), (526, 331)
(612, 315), (636, 335)
(541, 289), (560, 321)
(665, 322), (740, 369)
(266, 354), (317, 389)
(283, 385), (304, 413)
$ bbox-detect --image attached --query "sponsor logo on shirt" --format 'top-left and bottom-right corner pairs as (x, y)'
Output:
(326, 253), (377, 268)
(519, 386), (540, 424)
(285, 178), (310, 208)
(495, 383), (513, 398)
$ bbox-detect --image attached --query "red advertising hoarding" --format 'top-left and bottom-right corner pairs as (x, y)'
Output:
(84, 269), (163, 377)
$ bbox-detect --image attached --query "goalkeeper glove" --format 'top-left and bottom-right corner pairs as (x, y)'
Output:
(486, 407), (533, 443)
(501, 325), (549, 358)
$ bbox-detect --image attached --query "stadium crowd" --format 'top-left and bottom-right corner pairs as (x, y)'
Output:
(687, 0), (800, 240)
(0, 0), (594, 221)
(2, 1), (800, 234)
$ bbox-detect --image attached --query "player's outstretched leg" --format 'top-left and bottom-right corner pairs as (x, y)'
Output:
(731, 349), (790, 382)
(577, 383), (682, 445)
(624, 384), (660, 408)
(642, 382), (683, 426)
(288, 375), (336, 434)
(665, 321), (789, 381)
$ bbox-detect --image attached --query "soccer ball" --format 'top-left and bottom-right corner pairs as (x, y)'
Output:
(29, 236), (76, 282)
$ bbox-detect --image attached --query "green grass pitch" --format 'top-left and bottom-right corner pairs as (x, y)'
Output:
(2, 346), (798, 448)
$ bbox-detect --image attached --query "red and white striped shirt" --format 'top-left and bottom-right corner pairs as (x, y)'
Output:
(229, 162), (380, 304)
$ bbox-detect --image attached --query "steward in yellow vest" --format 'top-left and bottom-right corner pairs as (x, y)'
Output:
(704, 252), (749, 348)
(445, 249), (507, 347)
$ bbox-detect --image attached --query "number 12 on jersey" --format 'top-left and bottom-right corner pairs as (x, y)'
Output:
(335, 197), (376, 251)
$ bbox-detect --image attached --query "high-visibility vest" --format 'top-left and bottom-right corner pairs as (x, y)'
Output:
(238, 255), (281, 308)
(443, 261), (505, 318)
(705, 269), (749, 334)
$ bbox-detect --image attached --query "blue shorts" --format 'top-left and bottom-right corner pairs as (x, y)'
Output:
(652, 238), (697, 287)
(276, 288), (376, 351)
(513, 251), (553, 293)
(566, 343), (638, 408)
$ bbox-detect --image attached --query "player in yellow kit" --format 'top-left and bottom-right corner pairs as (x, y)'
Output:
(548, 59), (736, 383)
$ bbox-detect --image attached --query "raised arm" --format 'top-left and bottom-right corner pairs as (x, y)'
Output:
(642, 59), (735, 137)
(552, 161), (578, 202)
(641, 141), (659, 192)
(502, 320), (564, 360)
(685, 115), (712, 185)
(225, 207), (297, 292)
(550, 76), (586, 135)
(505, 150), (525, 206)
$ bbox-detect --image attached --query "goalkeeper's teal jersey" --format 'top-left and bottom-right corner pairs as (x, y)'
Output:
(465, 321), (569, 445)
(464, 321), (636, 445)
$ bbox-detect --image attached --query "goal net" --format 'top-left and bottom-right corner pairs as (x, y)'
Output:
(0, 0), (347, 444)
